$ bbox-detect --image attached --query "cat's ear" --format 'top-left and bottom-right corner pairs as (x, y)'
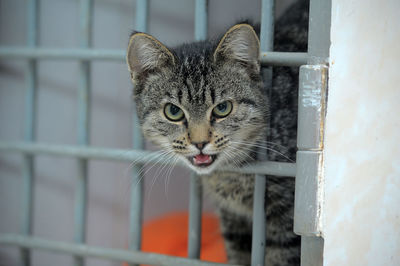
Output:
(214, 24), (260, 71)
(127, 32), (175, 83)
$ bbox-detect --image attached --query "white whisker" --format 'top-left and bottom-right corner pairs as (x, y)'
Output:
(164, 155), (179, 200)
(230, 140), (294, 162)
(146, 151), (176, 201)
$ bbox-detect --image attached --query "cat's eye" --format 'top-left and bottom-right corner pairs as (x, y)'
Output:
(164, 103), (185, 121)
(212, 101), (233, 118)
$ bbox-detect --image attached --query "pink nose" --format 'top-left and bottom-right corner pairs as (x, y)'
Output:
(194, 142), (208, 151)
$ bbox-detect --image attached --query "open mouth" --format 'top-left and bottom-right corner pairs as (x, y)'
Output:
(189, 153), (217, 167)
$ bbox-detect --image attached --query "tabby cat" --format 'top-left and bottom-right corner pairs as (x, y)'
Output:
(126, 1), (308, 265)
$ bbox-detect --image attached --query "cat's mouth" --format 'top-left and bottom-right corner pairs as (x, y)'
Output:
(189, 153), (217, 167)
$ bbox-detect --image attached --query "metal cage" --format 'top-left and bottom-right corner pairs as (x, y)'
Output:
(0, 0), (331, 265)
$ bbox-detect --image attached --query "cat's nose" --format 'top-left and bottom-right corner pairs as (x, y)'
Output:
(194, 142), (208, 151)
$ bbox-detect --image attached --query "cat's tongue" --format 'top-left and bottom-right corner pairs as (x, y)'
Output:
(193, 154), (212, 165)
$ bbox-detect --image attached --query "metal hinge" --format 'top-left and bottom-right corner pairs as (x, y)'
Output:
(294, 64), (328, 237)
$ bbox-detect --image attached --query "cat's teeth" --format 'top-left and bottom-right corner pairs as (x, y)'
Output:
(193, 154), (212, 166)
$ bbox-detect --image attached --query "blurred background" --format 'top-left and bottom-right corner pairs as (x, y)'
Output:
(0, 0), (295, 265)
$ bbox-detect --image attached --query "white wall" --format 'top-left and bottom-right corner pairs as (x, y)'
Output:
(324, 0), (400, 265)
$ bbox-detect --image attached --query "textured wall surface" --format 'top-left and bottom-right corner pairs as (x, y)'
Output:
(324, 0), (400, 265)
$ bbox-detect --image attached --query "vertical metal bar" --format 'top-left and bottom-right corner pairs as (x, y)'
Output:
(251, 171), (267, 266)
(187, 0), (208, 259)
(129, 1), (148, 265)
(194, 0), (208, 41)
(260, 0), (274, 51)
(129, 121), (144, 265)
(259, 0), (274, 91)
(188, 173), (202, 259)
(21, 1), (39, 265)
(294, 0), (331, 265)
(74, 1), (93, 266)
(251, 1), (274, 265)
(129, 113), (144, 265)
(135, 0), (149, 32)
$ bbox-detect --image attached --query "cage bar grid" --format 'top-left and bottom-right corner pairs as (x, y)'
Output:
(0, 0), (330, 265)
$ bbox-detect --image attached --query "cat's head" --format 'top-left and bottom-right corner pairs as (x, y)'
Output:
(126, 24), (268, 174)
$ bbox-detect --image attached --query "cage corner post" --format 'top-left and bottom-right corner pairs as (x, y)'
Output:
(294, 0), (332, 265)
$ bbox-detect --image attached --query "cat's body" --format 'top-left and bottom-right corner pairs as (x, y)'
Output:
(127, 1), (308, 265)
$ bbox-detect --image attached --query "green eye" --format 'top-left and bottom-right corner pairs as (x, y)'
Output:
(164, 103), (185, 121)
(212, 101), (233, 118)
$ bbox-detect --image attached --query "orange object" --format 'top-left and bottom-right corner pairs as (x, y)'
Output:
(122, 212), (227, 265)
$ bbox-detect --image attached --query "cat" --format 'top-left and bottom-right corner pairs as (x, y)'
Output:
(126, 0), (308, 265)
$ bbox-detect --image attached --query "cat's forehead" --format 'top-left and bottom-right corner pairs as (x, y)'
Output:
(168, 45), (222, 107)
(167, 74), (214, 117)
(176, 45), (213, 79)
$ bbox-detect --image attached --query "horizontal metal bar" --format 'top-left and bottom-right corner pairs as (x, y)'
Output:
(0, 47), (125, 61)
(0, 141), (153, 162)
(216, 160), (295, 176)
(261, 51), (308, 66)
(0, 141), (296, 176)
(0, 47), (307, 66)
(0, 234), (238, 266)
